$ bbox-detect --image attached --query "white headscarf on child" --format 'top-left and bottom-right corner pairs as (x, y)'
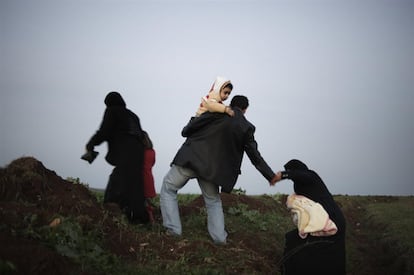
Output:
(209, 76), (231, 98)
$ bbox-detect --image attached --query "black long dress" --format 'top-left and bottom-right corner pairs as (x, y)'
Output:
(86, 92), (149, 224)
(280, 159), (346, 275)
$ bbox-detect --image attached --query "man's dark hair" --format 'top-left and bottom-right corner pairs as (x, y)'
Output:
(230, 95), (249, 110)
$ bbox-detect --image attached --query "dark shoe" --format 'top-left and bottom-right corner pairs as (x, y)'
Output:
(213, 240), (227, 246)
(164, 229), (181, 238)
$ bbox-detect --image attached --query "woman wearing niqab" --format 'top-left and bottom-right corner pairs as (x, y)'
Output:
(277, 159), (346, 275)
(86, 91), (149, 223)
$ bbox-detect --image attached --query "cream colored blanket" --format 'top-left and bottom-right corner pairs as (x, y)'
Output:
(286, 194), (338, 239)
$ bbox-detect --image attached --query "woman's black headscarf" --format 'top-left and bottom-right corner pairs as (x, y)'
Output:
(284, 159), (309, 171)
(104, 91), (126, 107)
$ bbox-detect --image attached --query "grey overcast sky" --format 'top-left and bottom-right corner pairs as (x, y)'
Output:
(1, 0), (413, 196)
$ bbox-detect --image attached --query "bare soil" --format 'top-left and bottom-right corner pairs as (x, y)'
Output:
(0, 157), (408, 274)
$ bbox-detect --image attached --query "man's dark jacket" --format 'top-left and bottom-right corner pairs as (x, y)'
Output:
(171, 107), (274, 193)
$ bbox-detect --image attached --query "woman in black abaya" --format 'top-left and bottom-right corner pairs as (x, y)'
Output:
(275, 159), (346, 275)
(85, 91), (149, 224)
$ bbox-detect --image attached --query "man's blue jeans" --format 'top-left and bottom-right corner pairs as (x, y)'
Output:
(160, 165), (228, 243)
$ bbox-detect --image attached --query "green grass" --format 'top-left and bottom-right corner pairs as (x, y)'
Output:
(367, 197), (414, 249)
(335, 195), (414, 275)
(366, 197), (414, 272)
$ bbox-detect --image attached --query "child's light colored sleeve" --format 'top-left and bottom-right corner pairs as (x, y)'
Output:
(195, 96), (209, 116)
(202, 97), (226, 113)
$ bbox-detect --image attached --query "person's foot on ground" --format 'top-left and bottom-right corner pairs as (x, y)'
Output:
(213, 239), (227, 246)
(163, 229), (182, 238)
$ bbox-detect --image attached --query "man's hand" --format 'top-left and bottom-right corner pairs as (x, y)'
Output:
(224, 106), (235, 117)
(270, 172), (282, 186)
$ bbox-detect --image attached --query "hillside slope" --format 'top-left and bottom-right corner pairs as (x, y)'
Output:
(0, 157), (413, 274)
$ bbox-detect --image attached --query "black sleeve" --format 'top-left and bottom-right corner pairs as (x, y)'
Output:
(244, 127), (275, 181)
(280, 170), (314, 184)
(281, 170), (301, 181)
(281, 171), (290, 179)
(86, 109), (114, 150)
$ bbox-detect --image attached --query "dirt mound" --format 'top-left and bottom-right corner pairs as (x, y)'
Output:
(1, 157), (102, 225)
(0, 157), (150, 274)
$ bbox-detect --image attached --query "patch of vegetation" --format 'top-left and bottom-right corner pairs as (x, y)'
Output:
(0, 259), (16, 274)
(12, 214), (132, 274)
(366, 197), (414, 274)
